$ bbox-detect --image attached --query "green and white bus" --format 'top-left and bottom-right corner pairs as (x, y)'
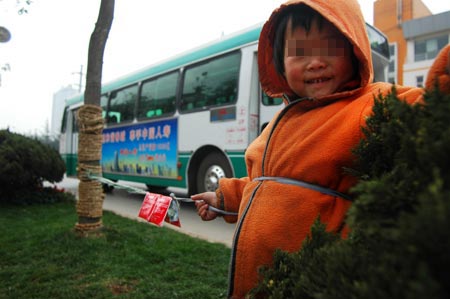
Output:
(59, 22), (390, 195)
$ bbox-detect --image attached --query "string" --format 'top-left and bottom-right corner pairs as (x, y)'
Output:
(87, 172), (238, 216)
(169, 193), (238, 216)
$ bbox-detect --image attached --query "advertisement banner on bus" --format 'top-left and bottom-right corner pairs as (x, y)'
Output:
(101, 118), (178, 179)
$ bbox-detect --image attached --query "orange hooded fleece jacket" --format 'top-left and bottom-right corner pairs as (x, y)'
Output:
(215, 0), (450, 298)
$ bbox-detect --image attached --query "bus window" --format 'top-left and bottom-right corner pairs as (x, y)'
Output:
(100, 94), (109, 119)
(180, 51), (240, 112)
(138, 71), (178, 119)
(365, 23), (390, 82)
(107, 84), (138, 124)
(366, 24), (389, 59)
(262, 93), (283, 106)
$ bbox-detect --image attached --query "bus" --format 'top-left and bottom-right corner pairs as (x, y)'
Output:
(59, 22), (390, 195)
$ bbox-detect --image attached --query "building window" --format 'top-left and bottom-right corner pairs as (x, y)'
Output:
(388, 43), (397, 84)
(416, 75), (424, 88)
(414, 35), (449, 62)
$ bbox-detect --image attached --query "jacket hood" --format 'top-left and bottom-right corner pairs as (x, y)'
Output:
(258, 0), (373, 99)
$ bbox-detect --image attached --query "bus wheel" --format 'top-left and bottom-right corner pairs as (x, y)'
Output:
(102, 183), (114, 193)
(196, 152), (232, 193)
(146, 184), (168, 192)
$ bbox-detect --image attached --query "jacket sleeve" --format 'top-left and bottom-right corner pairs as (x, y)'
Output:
(216, 176), (250, 223)
(425, 44), (450, 94)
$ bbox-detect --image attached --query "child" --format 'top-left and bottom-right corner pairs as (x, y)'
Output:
(193, 0), (450, 298)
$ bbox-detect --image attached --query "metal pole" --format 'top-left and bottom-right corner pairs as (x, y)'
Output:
(78, 65), (83, 92)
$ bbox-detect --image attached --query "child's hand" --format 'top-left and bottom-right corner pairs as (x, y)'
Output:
(192, 192), (219, 221)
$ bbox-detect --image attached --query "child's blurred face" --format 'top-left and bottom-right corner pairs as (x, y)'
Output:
(283, 17), (355, 98)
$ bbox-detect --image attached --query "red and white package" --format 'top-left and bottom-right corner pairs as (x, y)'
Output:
(165, 199), (181, 227)
(138, 192), (182, 227)
(138, 192), (172, 227)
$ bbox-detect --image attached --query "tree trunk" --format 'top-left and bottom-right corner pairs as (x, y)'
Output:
(75, 0), (114, 233)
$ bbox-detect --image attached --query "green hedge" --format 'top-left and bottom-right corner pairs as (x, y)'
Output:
(250, 86), (450, 299)
(0, 130), (65, 199)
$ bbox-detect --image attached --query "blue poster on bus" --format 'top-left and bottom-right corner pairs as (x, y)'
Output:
(101, 118), (178, 179)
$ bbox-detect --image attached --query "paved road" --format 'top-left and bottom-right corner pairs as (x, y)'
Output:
(54, 176), (235, 248)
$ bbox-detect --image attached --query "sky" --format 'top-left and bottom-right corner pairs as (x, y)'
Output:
(0, 0), (448, 135)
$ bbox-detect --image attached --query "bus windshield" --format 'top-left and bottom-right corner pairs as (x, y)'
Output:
(366, 23), (390, 60)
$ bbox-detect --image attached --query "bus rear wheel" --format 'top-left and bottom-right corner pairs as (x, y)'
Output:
(146, 184), (168, 192)
(102, 183), (114, 193)
(196, 152), (232, 194)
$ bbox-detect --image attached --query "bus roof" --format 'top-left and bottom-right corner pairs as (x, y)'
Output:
(103, 24), (262, 92)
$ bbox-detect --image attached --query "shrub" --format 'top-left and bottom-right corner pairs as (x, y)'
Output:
(250, 86), (450, 299)
(2, 186), (77, 204)
(0, 129), (66, 200)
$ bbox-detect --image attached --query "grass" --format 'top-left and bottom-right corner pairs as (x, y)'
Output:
(0, 198), (231, 298)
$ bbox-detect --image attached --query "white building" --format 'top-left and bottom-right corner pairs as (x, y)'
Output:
(51, 85), (78, 136)
(403, 10), (450, 87)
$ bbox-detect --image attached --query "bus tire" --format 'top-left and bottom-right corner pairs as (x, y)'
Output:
(146, 184), (168, 192)
(196, 152), (232, 194)
(102, 183), (114, 193)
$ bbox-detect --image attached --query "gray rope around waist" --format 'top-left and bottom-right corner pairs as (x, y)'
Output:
(253, 176), (352, 201)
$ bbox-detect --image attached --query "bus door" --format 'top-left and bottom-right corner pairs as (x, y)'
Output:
(70, 109), (79, 157)
(248, 51), (284, 139)
(248, 52), (260, 143)
(255, 53), (285, 134)
(64, 108), (79, 176)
